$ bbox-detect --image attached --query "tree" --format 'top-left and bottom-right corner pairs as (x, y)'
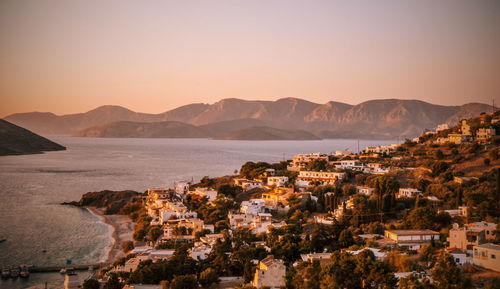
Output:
(82, 278), (100, 289)
(371, 175), (399, 212)
(103, 273), (123, 289)
(199, 268), (219, 288)
(306, 159), (327, 171)
(122, 240), (134, 253)
(434, 150), (444, 160)
(431, 161), (449, 177)
(431, 252), (473, 289)
(489, 147), (499, 160)
(405, 207), (439, 230)
(148, 226), (163, 242)
(169, 275), (198, 289)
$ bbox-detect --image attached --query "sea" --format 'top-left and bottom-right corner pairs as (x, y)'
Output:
(0, 136), (396, 289)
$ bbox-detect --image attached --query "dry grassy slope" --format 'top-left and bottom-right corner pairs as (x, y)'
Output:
(452, 150), (500, 177)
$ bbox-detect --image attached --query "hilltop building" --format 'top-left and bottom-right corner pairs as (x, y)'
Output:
(460, 119), (472, 136)
(252, 255), (286, 289)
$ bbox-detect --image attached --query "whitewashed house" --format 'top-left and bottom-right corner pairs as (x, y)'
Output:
(267, 176), (289, 187)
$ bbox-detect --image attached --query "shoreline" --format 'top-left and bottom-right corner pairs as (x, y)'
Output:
(86, 207), (135, 264)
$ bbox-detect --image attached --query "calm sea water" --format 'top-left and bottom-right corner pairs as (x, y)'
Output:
(0, 136), (395, 288)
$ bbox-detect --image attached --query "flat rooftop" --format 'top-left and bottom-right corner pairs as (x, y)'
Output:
(475, 243), (500, 250)
(385, 229), (439, 235)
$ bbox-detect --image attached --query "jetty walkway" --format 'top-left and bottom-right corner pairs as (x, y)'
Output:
(29, 262), (110, 273)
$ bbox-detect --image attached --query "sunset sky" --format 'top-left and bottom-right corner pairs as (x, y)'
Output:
(1, 0), (499, 117)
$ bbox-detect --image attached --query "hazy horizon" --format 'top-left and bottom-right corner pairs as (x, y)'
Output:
(2, 0), (499, 117)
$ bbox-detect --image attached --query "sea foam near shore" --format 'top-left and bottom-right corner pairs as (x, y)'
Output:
(86, 207), (117, 263)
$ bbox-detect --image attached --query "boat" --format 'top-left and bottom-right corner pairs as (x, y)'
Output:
(0, 236), (6, 243)
(10, 267), (20, 278)
(19, 265), (30, 278)
(1, 267), (10, 278)
(60, 268), (67, 274)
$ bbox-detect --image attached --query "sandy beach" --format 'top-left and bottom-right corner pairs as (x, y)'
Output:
(86, 207), (135, 264)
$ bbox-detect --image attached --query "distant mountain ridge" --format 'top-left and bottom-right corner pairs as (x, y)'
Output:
(4, 98), (493, 139)
(0, 119), (66, 156)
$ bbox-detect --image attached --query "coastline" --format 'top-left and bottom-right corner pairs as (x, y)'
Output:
(86, 207), (135, 264)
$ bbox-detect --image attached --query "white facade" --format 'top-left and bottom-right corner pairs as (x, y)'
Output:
(192, 187), (218, 201)
(240, 199), (266, 215)
(385, 230), (440, 250)
(397, 188), (422, 198)
(296, 171), (345, 187)
(267, 176), (289, 187)
(175, 181), (190, 196)
(436, 123), (449, 132)
(241, 180), (264, 191)
(356, 186), (375, 196)
(190, 242), (212, 260)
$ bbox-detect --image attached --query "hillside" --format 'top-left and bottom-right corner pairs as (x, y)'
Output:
(5, 98), (493, 139)
(214, 126), (321, 140)
(199, 118), (267, 136)
(74, 121), (209, 138)
(0, 119), (66, 156)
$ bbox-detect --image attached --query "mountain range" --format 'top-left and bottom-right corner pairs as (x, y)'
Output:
(0, 119), (66, 156)
(4, 98), (493, 139)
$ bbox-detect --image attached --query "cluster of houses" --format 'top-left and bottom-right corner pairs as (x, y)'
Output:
(421, 114), (499, 145)
(110, 142), (499, 288)
(143, 188), (222, 261)
(447, 222), (499, 271)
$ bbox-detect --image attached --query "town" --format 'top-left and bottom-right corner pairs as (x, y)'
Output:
(73, 111), (499, 289)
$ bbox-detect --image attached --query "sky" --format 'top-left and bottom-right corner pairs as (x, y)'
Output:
(1, 0), (499, 117)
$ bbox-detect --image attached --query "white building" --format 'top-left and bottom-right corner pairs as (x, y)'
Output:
(267, 176), (289, 187)
(241, 180), (264, 191)
(190, 242), (212, 260)
(468, 222), (497, 240)
(346, 247), (387, 260)
(252, 256), (286, 289)
(364, 144), (399, 155)
(288, 153), (328, 171)
(296, 171), (345, 187)
(447, 248), (470, 265)
(334, 149), (352, 156)
(175, 181), (190, 197)
(384, 229), (440, 250)
(397, 188), (422, 198)
(191, 187), (218, 201)
(436, 124), (449, 132)
(335, 160), (364, 171)
(356, 186), (375, 196)
(240, 199), (266, 215)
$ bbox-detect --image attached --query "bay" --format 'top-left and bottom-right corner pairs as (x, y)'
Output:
(0, 136), (395, 288)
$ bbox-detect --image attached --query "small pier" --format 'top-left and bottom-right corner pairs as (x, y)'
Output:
(29, 262), (110, 273)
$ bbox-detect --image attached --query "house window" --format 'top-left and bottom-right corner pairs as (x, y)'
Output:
(492, 254), (496, 259)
